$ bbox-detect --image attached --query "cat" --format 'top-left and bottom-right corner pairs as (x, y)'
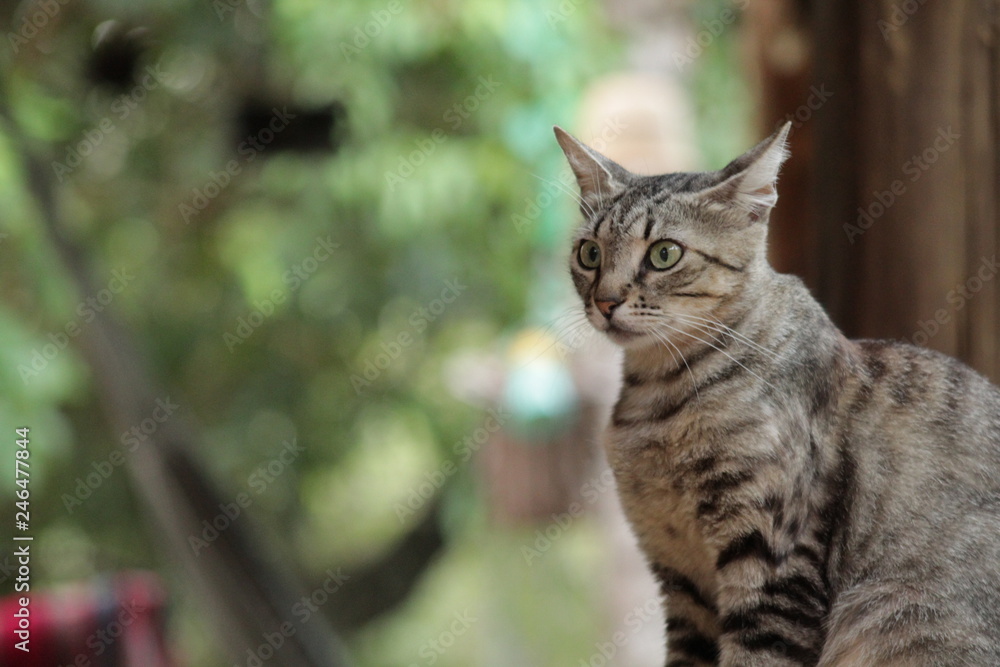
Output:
(554, 121), (1000, 666)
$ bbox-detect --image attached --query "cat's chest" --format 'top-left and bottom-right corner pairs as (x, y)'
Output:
(605, 425), (720, 590)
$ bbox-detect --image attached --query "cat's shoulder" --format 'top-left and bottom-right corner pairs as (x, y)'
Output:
(850, 337), (1000, 394)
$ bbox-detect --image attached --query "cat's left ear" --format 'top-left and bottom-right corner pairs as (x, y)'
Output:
(553, 126), (631, 216)
(702, 121), (792, 223)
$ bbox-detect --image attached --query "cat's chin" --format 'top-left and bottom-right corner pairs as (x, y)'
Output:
(603, 324), (648, 347)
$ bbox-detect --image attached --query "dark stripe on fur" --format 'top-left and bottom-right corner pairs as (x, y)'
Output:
(592, 211), (610, 235)
(623, 372), (644, 387)
(690, 247), (746, 273)
(700, 468), (755, 497)
(697, 497), (734, 521)
(654, 390), (699, 421)
(695, 361), (746, 394)
(672, 634), (720, 664)
(819, 444), (857, 588)
(654, 564), (718, 614)
(738, 632), (820, 664)
(644, 204), (656, 239)
(612, 390), (698, 426)
(791, 544), (824, 569)
(665, 617), (698, 633)
(721, 602), (825, 634)
(689, 455), (718, 476)
(713, 417), (765, 439)
(846, 380), (874, 415)
(717, 530), (781, 569)
(762, 574), (829, 613)
(675, 341), (720, 370)
(669, 270), (704, 291)
(673, 292), (724, 299)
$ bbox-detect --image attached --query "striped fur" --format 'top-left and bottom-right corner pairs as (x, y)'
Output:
(555, 124), (1000, 666)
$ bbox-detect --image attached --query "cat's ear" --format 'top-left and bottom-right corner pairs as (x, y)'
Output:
(553, 126), (630, 215)
(701, 121), (791, 223)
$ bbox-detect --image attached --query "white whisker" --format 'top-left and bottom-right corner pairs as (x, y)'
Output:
(673, 313), (782, 362)
(590, 163), (605, 211)
(530, 173), (595, 219)
(646, 327), (701, 404)
(654, 320), (775, 391)
(512, 319), (595, 372)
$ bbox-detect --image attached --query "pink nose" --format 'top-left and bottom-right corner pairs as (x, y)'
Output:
(595, 298), (622, 319)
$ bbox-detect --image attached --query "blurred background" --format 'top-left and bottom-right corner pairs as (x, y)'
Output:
(0, 0), (996, 665)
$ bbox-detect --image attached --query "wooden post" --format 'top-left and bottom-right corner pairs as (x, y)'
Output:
(812, 0), (1000, 382)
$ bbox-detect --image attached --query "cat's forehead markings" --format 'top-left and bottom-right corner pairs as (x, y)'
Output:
(592, 194), (627, 236)
(591, 189), (631, 235)
(590, 173), (708, 241)
(610, 189), (669, 241)
(613, 202), (645, 237)
(643, 204), (656, 239)
(650, 172), (717, 204)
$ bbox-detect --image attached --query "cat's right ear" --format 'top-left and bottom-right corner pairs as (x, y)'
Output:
(553, 126), (630, 217)
(699, 122), (791, 224)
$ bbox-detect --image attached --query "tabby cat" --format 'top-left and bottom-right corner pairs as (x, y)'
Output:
(554, 122), (1000, 666)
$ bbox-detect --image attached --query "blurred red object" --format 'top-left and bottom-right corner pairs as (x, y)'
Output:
(0, 571), (174, 667)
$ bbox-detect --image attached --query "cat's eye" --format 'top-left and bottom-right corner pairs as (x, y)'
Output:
(648, 241), (683, 270)
(578, 240), (601, 269)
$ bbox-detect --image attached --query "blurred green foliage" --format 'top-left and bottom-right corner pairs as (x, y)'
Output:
(0, 0), (749, 663)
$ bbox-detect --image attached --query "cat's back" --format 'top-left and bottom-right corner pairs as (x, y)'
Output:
(823, 337), (1000, 657)
(835, 338), (1000, 484)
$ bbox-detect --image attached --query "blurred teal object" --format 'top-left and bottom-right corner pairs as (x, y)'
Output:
(502, 328), (578, 441)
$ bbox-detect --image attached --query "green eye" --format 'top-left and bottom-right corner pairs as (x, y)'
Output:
(578, 240), (601, 269)
(648, 240), (683, 270)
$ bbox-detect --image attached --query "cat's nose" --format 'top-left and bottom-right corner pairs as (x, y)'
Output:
(595, 297), (623, 319)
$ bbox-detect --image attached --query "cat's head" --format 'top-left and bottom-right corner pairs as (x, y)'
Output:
(554, 122), (791, 350)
